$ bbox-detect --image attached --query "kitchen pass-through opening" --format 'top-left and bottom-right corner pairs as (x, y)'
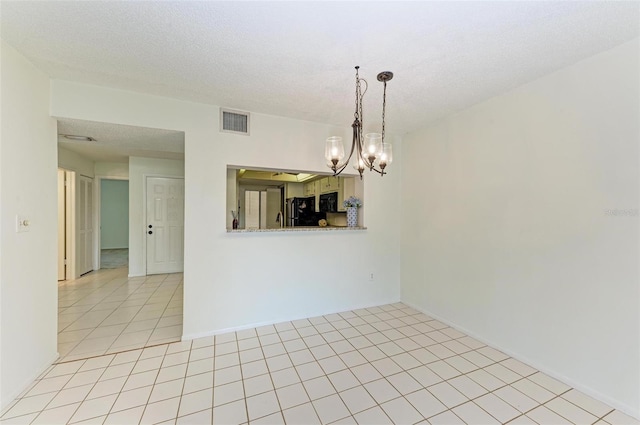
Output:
(226, 166), (364, 230)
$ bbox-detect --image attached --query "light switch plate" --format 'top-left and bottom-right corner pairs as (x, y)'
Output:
(16, 215), (30, 232)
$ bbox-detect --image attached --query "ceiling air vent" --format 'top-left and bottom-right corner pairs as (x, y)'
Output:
(220, 108), (250, 135)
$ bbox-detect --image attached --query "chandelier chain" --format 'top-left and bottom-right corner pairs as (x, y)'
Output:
(359, 79), (365, 151)
(381, 80), (387, 143)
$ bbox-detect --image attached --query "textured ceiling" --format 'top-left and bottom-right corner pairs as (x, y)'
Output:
(2, 1), (639, 140)
(58, 119), (184, 163)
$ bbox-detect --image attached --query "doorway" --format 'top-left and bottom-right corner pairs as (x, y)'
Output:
(56, 119), (185, 363)
(99, 179), (129, 269)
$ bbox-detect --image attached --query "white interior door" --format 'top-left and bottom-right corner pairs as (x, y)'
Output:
(146, 177), (184, 275)
(57, 169), (66, 281)
(78, 175), (94, 275)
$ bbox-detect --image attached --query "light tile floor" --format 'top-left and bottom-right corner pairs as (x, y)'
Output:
(2, 303), (637, 424)
(100, 249), (128, 269)
(57, 268), (183, 363)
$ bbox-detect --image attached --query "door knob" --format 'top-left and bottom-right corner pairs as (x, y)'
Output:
(148, 231), (153, 234)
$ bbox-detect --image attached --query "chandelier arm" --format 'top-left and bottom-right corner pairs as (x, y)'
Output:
(331, 119), (360, 177)
(354, 122), (366, 179)
(360, 79), (368, 97)
(332, 163), (348, 176)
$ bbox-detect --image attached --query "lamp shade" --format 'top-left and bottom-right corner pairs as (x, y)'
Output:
(379, 142), (393, 166)
(364, 133), (382, 159)
(325, 136), (345, 165)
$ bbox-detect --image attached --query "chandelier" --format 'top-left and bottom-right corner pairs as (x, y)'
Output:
(325, 66), (394, 178)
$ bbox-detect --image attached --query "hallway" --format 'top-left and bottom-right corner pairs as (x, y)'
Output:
(57, 268), (183, 363)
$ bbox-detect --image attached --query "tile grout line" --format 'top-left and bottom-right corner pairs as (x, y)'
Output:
(57, 272), (145, 360)
(131, 275), (176, 352)
(30, 346), (121, 424)
(170, 336), (194, 423)
(2, 300), (632, 425)
(286, 318), (338, 423)
(56, 276), (131, 359)
(57, 272), (183, 364)
(99, 346), (144, 424)
(236, 330), (253, 424)
(19, 305), (479, 422)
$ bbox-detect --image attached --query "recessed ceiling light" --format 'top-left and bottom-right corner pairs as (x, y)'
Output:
(60, 134), (96, 142)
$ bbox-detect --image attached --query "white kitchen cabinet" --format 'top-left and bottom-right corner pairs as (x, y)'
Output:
(304, 181), (316, 196)
(328, 176), (340, 191)
(319, 176), (340, 194)
(286, 182), (304, 199)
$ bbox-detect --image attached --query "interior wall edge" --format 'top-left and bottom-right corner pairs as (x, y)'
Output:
(181, 298), (403, 342)
(0, 352), (59, 412)
(400, 299), (640, 420)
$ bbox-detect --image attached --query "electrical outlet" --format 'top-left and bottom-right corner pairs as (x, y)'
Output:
(16, 215), (30, 232)
(369, 272), (374, 281)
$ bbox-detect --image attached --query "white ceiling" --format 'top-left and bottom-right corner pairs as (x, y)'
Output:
(2, 1), (639, 158)
(58, 119), (184, 163)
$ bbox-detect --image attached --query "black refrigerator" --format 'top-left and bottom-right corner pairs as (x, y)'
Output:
(286, 196), (323, 226)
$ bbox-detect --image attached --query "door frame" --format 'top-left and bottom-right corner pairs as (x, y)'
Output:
(57, 168), (76, 280)
(94, 175), (130, 271)
(78, 174), (95, 276)
(143, 174), (185, 276)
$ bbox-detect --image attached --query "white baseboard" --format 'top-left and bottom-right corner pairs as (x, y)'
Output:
(182, 298), (402, 342)
(127, 273), (146, 278)
(401, 300), (639, 420)
(0, 351), (59, 412)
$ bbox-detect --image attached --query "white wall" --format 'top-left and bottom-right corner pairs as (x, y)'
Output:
(95, 161), (128, 178)
(50, 80), (402, 339)
(128, 157), (185, 277)
(58, 147), (95, 178)
(401, 39), (639, 416)
(0, 41), (58, 409)
(100, 179), (129, 249)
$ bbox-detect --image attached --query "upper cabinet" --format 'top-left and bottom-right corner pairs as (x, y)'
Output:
(318, 176), (340, 194)
(304, 181), (316, 196)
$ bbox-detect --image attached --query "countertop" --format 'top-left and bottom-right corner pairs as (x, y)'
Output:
(227, 226), (366, 233)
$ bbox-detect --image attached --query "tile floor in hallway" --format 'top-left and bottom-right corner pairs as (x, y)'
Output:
(100, 249), (129, 269)
(57, 268), (183, 363)
(2, 302), (637, 425)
